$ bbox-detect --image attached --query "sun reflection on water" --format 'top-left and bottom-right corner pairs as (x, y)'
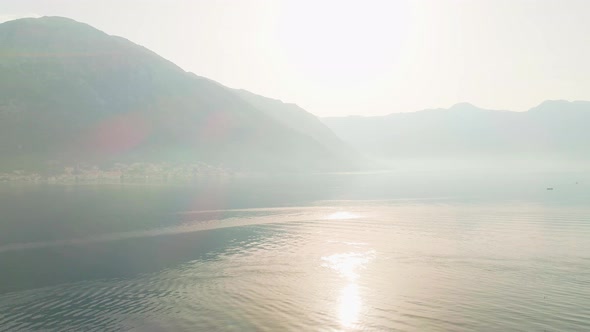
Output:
(322, 252), (372, 280)
(322, 250), (375, 329)
(338, 283), (361, 328)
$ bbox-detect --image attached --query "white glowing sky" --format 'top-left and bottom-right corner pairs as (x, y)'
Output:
(2, 0), (590, 116)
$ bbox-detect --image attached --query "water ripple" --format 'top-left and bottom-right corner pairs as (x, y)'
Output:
(1, 203), (590, 331)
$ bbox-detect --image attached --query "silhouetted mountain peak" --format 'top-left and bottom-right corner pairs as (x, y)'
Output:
(5, 16), (78, 25)
(0, 16), (141, 59)
(1, 16), (106, 37)
(448, 102), (482, 112)
(20, 16), (81, 24)
(529, 100), (590, 113)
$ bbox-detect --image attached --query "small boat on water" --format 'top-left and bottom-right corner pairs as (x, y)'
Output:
(547, 187), (554, 191)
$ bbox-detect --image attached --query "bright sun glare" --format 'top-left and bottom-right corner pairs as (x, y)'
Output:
(322, 251), (376, 328)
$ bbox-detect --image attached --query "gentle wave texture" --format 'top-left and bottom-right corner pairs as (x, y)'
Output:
(0, 172), (589, 331)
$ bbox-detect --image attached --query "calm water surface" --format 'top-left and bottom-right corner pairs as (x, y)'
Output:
(0, 171), (589, 331)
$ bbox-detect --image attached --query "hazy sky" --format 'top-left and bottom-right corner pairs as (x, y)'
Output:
(2, 0), (589, 116)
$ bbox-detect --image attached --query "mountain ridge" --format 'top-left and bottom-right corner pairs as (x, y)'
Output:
(0, 16), (355, 173)
(322, 100), (590, 165)
(323, 100), (588, 120)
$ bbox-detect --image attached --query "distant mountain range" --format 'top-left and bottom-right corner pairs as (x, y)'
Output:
(0, 16), (355, 172)
(2, 17), (588, 174)
(323, 101), (590, 166)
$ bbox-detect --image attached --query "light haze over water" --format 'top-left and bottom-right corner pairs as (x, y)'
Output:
(1, 1), (590, 330)
(1, 171), (589, 331)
